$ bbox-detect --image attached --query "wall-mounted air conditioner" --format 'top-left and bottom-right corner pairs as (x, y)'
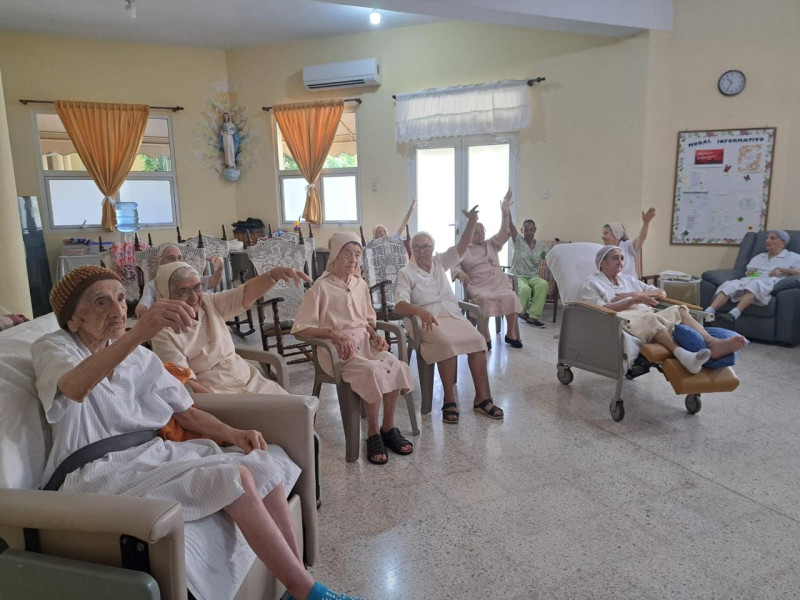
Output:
(302, 58), (381, 91)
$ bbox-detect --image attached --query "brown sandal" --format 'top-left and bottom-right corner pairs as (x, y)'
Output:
(473, 399), (504, 420)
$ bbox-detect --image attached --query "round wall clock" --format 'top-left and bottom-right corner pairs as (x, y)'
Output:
(718, 70), (746, 96)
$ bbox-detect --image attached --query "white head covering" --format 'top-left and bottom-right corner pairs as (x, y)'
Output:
(769, 229), (790, 246)
(595, 245), (623, 271)
(157, 244), (182, 261)
(605, 222), (628, 242)
(326, 232), (362, 272)
(154, 261), (198, 299)
(373, 224), (388, 239)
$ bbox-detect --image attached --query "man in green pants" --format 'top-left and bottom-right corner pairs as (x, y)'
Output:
(509, 215), (549, 327)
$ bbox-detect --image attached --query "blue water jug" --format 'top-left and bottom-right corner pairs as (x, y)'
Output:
(115, 201), (139, 233)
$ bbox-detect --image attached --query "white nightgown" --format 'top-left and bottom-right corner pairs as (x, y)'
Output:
(31, 329), (300, 600)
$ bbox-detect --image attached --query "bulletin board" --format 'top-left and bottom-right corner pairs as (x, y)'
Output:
(671, 128), (775, 245)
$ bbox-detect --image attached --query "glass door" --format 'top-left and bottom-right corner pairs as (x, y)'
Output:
(413, 143), (460, 253)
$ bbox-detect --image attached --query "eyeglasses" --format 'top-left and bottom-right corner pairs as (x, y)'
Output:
(412, 244), (433, 252)
(339, 250), (363, 260)
(174, 283), (203, 299)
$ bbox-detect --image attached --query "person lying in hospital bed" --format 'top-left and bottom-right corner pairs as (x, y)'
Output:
(580, 246), (747, 374)
(31, 265), (364, 600)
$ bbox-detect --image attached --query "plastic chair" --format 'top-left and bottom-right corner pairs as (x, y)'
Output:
(295, 321), (418, 462)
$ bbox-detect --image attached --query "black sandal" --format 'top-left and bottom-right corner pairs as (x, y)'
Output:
(473, 398), (504, 420)
(380, 427), (413, 455)
(366, 433), (388, 465)
(442, 402), (460, 424)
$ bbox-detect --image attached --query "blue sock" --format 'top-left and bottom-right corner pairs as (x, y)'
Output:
(705, 306), (715, 315)
(729, 307), (741, 320)
(307, 582), (366, 600)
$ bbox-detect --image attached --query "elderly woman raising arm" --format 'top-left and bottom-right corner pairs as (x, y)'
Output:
(581, 246), (747, 374)
(394, 206), (503, 424)
(31, 265), (364, 600)
(150, 261), (308, 395)
(291, 232), (415, 466)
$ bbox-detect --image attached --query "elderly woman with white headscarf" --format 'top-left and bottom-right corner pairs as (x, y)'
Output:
(292, 232), (415, 466)
(150, 261), (308, 395)
(135, 244), (225, 317)
(705, 230), (800, 321)
(600, 207), (656, 278)
(581, 246), (747, 374)
(394, 206), (503, 425)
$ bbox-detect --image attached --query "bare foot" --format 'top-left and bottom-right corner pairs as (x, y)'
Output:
(707, 335), (747, 359)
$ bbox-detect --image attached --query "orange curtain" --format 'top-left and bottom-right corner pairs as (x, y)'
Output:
(273, 100), (344, 225)
(55, 101), (150, 231)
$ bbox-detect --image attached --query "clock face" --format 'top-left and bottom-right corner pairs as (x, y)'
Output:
(718, 70), (746, 96)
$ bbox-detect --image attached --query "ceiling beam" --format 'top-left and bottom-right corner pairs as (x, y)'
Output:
(314, 0), (673, 37)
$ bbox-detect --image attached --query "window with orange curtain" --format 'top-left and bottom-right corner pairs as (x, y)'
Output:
(275, 108), (360, 225)
(35, 111), (180, 230)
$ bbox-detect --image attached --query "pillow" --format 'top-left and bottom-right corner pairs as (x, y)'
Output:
(672, 324), (745, 368)
(545, 242), (603, 303)
(0, 313), (59, 489)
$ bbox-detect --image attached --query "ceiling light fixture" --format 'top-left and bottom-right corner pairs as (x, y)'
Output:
(125, 0), (136, 20)
(369, 9), (381, 25)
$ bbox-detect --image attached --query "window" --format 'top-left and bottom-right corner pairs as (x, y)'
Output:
(276, 110), (359, 224)
(34, 112), (180, 230)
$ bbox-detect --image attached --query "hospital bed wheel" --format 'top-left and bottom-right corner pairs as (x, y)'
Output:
(557, 365), (574, 385)
(609, 400), (625, 422)
(685, 394), (702, 415)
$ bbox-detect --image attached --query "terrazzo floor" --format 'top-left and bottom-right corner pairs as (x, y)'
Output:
(238, 315), (800, 600)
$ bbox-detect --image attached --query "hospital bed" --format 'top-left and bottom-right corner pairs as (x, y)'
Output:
(0, 313), (319, 600)
(546, 243), (740, 422)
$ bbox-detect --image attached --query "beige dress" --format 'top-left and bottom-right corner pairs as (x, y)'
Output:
(291, 272), (414, 404)
(152, 286), (286, 395)
(395, 247), (487, 364)
(452, 231), (522, 317)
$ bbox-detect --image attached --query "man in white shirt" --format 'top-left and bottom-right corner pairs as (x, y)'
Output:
(705, 230), (800, 321)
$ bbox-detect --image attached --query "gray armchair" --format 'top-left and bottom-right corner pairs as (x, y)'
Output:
(700, 230), (800, 345)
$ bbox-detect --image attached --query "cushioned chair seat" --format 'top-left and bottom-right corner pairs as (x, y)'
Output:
(639, 343), (672, 363)
(661, 359), (740, 395)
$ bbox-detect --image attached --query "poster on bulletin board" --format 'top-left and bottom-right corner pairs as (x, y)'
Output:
(671, 128), (775, 245)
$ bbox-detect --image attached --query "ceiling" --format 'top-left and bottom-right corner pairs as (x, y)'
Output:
(0, 0), (673, 50)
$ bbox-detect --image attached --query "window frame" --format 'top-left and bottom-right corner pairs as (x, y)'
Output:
(274, 109), (361, 226)
(32, 109), (181, 232)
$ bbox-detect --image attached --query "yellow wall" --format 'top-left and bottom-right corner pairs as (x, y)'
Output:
(2, 0), (799, 298)
(641, 0), (800, 273)
(0, 33), (235, 284)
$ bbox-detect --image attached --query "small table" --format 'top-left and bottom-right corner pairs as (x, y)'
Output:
(57, 255), (102, 280)
(659, 276), (701, 305)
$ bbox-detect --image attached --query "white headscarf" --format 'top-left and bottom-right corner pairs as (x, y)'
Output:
(605, 222), (628, 242)
(154, 261), (198, 299)
(595, 245), (623, 271)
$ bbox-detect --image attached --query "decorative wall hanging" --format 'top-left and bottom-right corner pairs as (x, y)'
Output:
(671, 128), (775, 245)
(192, 81), (257, 182)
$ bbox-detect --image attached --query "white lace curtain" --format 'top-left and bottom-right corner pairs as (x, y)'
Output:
(395, 79), (531, 143)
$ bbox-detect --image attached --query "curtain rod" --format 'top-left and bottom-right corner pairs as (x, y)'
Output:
(391, 77), (545, 100)
(18, 99), (184, 112)
(262, 98), (362, 111)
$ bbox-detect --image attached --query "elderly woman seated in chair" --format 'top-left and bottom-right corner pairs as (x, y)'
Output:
(135, 244), (225, 318)
(581, 246), (747, 374)
(291, 232), (415, 466)
(394, 207), (503, 424)
(30, 266), (361, 600)
(150, 261), (308, 395)
(705, 229), (800, 321)
(451, 191), (522, 350)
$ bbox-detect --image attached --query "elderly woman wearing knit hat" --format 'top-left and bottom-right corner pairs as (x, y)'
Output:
(581, 246), (746, 374)
(292, 232), (415, 465)
(30, 265), (364, 600)
(705, 230), (800, 321)
(601, 207), (656, 278)
(150, 260), (307, 395)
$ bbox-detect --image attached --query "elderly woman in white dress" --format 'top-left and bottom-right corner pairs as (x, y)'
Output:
(292, 232), (415, 465)
(705, 230), (800, 321)
(150, 261), (307, 395)
(581, 246), (747, 374)
(394, 207), (502, 424)
(135, 244), (224, 317)
(600, 207), (656, 278)
(31, 265), (362, 600)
